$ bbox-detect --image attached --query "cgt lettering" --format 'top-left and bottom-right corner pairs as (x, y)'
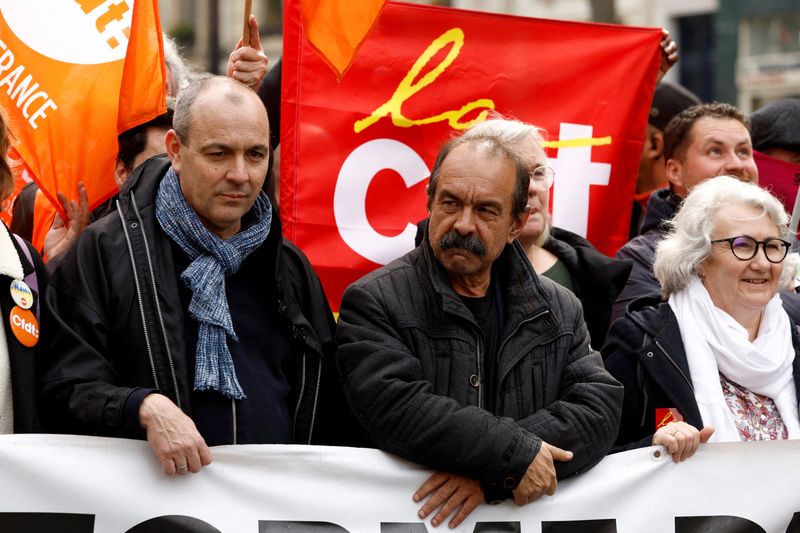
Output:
(354, 27), (494, 133)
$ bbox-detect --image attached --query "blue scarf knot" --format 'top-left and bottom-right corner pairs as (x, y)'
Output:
(155, 167), (272, 399)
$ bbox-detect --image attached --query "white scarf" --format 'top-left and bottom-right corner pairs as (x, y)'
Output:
(669, 276), (800, 441)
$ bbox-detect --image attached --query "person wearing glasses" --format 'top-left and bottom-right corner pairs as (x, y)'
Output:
(463, 118), (632, 347)
(603, 176), (800, 462)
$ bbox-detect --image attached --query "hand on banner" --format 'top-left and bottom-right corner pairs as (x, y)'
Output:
(657, 29), (679, 83)
(139, 393), (212, 475)
(652, 421), (714, 462)
(227, 15), (269, 92)
(43, 182), (90, 263)
(513, 441), (573, 505)
(414, 471), (484, 528)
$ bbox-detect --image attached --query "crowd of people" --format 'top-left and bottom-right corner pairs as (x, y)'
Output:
(1, 15), (799, 529)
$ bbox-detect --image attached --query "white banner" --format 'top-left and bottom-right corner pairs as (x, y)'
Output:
(0, 435), (797, 533)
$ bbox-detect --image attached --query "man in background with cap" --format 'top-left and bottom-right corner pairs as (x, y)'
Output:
(630, 81), (701, 238)
(750, 98), (800, 165)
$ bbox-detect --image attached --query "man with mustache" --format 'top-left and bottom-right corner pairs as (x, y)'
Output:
(41, 76), (352, 474)
(611, 102), (759, 323)
(336, 133), (622, 527)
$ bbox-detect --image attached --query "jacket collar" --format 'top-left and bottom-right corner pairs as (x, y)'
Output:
(640, 188), (682, 236)
(0, 224), (23, 280)
(420, 235), (551, 326)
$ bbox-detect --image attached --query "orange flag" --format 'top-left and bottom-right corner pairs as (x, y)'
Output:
(299, 0), (386, 79)
(0, 0), (165, 231)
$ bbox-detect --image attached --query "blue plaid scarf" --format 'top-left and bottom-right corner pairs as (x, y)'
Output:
(155, 167), (272, 399)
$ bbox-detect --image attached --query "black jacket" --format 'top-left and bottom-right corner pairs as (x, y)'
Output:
(336, 238), (622, 502)
(544, 227), (631, 347)
(41, 156), (349, 445)
(611, 188), (682, 324)
(603, 295), (800, 452)
(0, 226), (47, 432)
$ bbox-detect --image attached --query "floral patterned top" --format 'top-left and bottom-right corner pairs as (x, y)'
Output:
(720, 373), (787, 441)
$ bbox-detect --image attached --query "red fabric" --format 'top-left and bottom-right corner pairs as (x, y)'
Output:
(754, 150), (800, 218)
(281, 0), (662, 310)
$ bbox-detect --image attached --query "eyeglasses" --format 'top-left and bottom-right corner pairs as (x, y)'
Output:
(710, 235), (791, 264)
(530, 165), (555, 190)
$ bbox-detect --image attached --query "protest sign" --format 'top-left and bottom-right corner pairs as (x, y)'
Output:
(0, 435), (797, 532)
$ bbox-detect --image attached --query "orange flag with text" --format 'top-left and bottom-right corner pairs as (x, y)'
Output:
(0, 0), (165, 243)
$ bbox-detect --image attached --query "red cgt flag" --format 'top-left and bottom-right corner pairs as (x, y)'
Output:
(282, 0), (661, 310)
(0, 0), (165, 246)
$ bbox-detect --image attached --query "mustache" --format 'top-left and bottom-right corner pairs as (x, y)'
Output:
(438, 231), (487, 257)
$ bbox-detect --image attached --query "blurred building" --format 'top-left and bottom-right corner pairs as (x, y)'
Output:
(158, 0), (283, 75)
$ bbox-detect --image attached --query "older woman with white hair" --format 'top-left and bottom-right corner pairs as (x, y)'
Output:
(603, 175), (800, 461)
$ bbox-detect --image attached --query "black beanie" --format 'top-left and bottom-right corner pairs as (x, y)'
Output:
(648, 82), (702, 131)
(750, 98), (800, 153)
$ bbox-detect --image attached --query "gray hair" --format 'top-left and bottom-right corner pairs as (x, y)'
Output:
(463, 116), (548, 152)
(163, 34), (189, 96)
(427, 133), (531, 219)
(653, 176), (795, 297)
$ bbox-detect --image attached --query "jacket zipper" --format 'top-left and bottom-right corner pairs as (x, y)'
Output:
(231, 399), (237, 445)
(497, 310), (550, 364)
(116, 203), (160, 392)
(307, 358), (322, 444)
(131, 196), (182, 409)
(473, 328), (483, 409)
(653, 339), (694, 391)
(496, 309), (550, 387)
(293, 350), (307, 439)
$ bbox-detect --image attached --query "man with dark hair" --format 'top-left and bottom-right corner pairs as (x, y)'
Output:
(336, 133), (622, 527)
(113, 105), (174, 190)
(611, 102), (758, 323)
(42, 76), (350, 474)
(631, 81), (701, 237)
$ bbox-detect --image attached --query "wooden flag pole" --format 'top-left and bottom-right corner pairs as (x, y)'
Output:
(243, 0), (253, 45)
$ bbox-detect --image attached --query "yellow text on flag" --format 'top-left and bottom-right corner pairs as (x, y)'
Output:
(354, 28), (494, 133)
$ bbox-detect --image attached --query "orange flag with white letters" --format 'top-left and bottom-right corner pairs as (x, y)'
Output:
(0, 0), (165, 227)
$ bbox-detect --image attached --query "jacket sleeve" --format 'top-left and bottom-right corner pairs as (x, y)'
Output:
(601, 315), (656, 452)
(335, 283), (539, 502)
(39, 237), (140, 438)
(514, 294), (623, 478)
